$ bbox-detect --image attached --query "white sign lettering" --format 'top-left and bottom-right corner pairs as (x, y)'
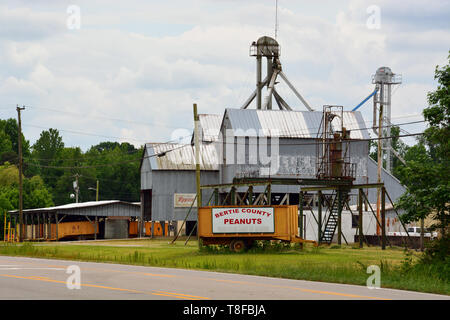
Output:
(212, 207), (274, 233)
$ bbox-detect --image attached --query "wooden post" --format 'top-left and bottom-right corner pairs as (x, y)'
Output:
(420, 217), (425, 252)
(55, 213), (59, 241)
(381, 187), (386, 250)
(230, 187), (236, 205)
(359, 188), (363, 248)
(267, 184), (272, 205)
(248, 186), (253, 205)
(16, 106), (25, 242)
(95, 216), (98, 240)
(37, 213), (40, 239)
(47, 213), (51, 240)
(214, 188), (219, 205)
(299, 191), (304, 238)
(376, 103), (383, 236)
(318, 191), (322, 244)
(193, 103), (201, 248)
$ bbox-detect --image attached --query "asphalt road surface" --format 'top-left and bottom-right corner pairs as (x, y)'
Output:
(0, 255), (448, 300)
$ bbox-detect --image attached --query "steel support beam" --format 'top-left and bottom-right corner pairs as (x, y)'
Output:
(278, 71), (313, 111)
(358, 188), (364, 248)
(318, 190), (322, 244)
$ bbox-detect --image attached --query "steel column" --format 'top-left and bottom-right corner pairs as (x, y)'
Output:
(318, 190), (322, 244)
(337, 189), (342, 245)
(381, 187), (386, 250)
(359, 188), (363, 248)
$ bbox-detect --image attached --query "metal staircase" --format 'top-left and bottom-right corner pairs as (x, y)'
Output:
(320, 188), (350, 244)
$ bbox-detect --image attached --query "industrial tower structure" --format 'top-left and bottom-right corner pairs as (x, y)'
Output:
(241, 36), (313, 111)
(372, 67), (402, 173)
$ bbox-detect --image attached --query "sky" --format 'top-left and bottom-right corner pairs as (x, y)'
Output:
(0, 0), (449, 150)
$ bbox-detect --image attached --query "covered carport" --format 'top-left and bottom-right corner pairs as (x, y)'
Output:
(8, 200), (141, 241)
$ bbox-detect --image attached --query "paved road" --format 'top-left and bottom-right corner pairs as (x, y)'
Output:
(0, 255), (448, 300)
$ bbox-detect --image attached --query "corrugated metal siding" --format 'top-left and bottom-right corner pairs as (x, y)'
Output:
(145, 142), (219, 171)
(226, 109), (261, 136)
(224, 108), (369, 139)
(151, 171), (218, 221)
(141, 147), (152, 189)
(199, 114), (222, 142)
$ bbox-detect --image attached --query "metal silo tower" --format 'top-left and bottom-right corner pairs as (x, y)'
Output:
(241, 36), (313, 111)
(372, 67), (402, 173)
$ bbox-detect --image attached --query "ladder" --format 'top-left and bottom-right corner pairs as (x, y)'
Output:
(320, 188), (350, 244)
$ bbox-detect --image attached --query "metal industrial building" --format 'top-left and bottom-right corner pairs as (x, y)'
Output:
(139, 36), (407, 243)
(9, 200), (141, 240)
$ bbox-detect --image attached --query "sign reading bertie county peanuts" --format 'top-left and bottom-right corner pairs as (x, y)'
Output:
(212, 207), (274, 233)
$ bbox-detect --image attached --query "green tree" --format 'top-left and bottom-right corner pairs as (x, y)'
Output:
(31, 128), (65, 189)
(0, 118), (31, 163)
(397, 52), (450, 239)
(83, 142), (141, 202)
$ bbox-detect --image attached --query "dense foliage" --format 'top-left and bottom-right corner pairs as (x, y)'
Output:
(0, 121), (142, 238)
(396, 53), (450, 235)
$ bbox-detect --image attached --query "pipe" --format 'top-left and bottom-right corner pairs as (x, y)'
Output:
(352, 88), (378, 111)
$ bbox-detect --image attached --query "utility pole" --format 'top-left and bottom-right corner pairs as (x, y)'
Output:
(193, 103), (201, 248)
(89, 180), (99, 201)
(73, 174), (81, 203)
(17, 105), (25, 242)
(376, 103), (383, 236)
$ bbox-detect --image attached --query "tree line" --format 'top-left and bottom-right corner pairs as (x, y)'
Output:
(0, 122), (142, 235)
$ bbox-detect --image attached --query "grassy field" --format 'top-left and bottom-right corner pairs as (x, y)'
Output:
(0, 239), (448, 295)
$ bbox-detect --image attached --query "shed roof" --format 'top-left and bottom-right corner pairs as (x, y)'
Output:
(8, 200), (140, 216)
(145, 142), (219, 171)
(223, 109), (370, 139)
(198, 113), (222, 142)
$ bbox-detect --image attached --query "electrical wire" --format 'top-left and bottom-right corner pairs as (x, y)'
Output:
(21, 132), (424, 170)
(23, 105), (188, 130)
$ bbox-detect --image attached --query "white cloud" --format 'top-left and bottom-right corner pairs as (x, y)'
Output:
(0, 0), (447, 150)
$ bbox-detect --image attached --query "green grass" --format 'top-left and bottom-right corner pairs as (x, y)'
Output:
(0, 239), (448, 295)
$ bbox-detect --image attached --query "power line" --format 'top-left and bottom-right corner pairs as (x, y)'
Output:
(23, 123), (150, 143)
(22, 132), (424, 170)
(24, 105), (190, 130)
(23, 134), (193, 162)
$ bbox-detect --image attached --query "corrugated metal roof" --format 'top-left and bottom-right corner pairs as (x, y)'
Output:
(225, 109), (370, 139)
(199, 114), (222, 142)
(146, 142), (219, 171)
(8, 200), (139, 214)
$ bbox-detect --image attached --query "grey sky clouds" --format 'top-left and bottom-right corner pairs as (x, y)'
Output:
(0, 0), (448, 150)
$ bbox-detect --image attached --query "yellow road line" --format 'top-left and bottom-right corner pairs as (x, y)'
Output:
(142, 273), (176, 278)
(200, 277), (390, 300)
(0, 258), (389, 300)
(0, 274), (205, 300)
(156, 290), (210, 300)
(152, 293), (197, 300)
